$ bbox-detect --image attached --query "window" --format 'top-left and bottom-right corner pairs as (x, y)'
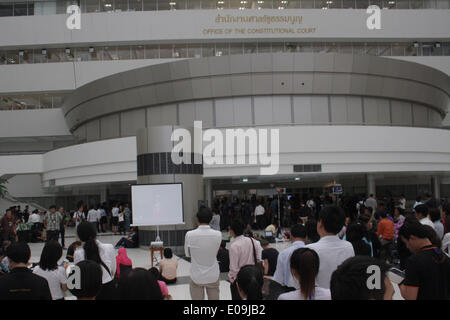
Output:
(102, 47), (117, 60)
(187, 0), (201, 8)
(6, 51), (19, 64)
(202, 44), (216, 57)
(202, 0), (216, 8)
(0, 3), (13, 16)
(230, 43), (243, 55)
(131, 45), (145, 59)
(378, 43), (391, 56)
(244, 42), (257, 54)
(173, 44), (188, 58)
(391, 43), (406, 56)
(257, 42), (272, 53)
(48, 48), (65, 62)
(143, 0), (157, 10)
(409, 0), (423, 8)
(159, 45), (173, 58)
(145, 45), (159, 58)
(396, 0), (410, 8)
(187, 44), (202, 58)
(75, 47), (91, 61)
(338, 43), (353, 54)
(117, 46), (131, 60)
(85, 0), (100, 12)
(115, 0), (129, 11)
(355, 0), (369, 7)
(342, 0), (355, 8)
(14, 2), (28, 16)
(215, 43), (230, 56)
(129, 0), (143, 10)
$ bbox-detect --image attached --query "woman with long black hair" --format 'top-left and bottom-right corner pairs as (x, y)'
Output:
(74, 222), (117, 300)
(236, 265), (264, 300)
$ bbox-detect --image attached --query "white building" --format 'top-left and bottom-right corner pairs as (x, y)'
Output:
(0, 0), (449, 243)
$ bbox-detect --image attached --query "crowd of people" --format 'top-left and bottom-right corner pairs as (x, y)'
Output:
(0, 191), (449, 300)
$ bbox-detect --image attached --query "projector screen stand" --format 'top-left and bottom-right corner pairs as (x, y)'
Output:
(151, 225), (163, 248)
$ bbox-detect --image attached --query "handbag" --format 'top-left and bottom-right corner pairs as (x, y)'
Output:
(247, 236), (264, 274)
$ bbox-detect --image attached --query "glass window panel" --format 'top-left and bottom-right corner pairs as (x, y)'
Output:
(436, 0), (449, 7)
(285, 42), (297, 52)
(202, 44), (216, 57)
(396, 0), (410, 8)
(258, 42), (272, 53)
(353, 43), (366, 55)
(216, 43), (229, 56)
(27, 2), (34, 15)
(75, 47), (91, 61)
(391, 43), (406, 56)
(175, 0), (188, 9)
(314, 0), (328, 8)
(355, 0), (369, 7)
(405, 44), (418, 56)
(187, 0), (201, 8)
(52, 95), (65, 108)
(0, 51), (6, 65)
(129, 0), (143, 10)
(409, 0), (423, 7)
(173, 44), (188, 58)
(34, 50), (48, 63)
(101, 0), (114, 11)
(145, 45), (159, 58)
(187, 44), (202, 58)
(423, 0), (436, 7)
(271, 42), (284, 53)
(85, 0), (100, 12)
(342, 0), (355, 7)
(202, 0), (216, 8)
(56, 1), (72, 14)
(115, 0), (129, 11)
(366, 43), (379, 55)
(430, 44), (442, 56)
(102, 46), (117, 60)
(131, 45), (145, 59)
(369, 0), (382, 6)
(442, 43), (450, 56)
(382, 0), (396, 8)
(229, 0), (240, 8)
(0, 4), (13, 16)
(230, 43), (243, 55)
(48, 48), (64, 62)
(298, 43), (312, 52)
(313, 42), (324, 53)
(244, 42), (257, 54)
(88, 47), (100, 60)
(378, 43), (391, 56)
(6, 51), (19, 64)
(143, 0), (157, 10)
(117, 46), (131, 59)
(328, 0), (342, 8)
(338, 43), (353, 54)
(19, 49), (33, 64)
(217, 0), (230, 9)
(158, 0), (171, 10)
(14, 2), (28, 16)
(256, 0), (273, 8)
(63, 48), (75, 61)
(159, 45), (173, 58)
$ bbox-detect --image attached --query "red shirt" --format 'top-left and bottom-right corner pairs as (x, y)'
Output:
(377, 218), (395, 240)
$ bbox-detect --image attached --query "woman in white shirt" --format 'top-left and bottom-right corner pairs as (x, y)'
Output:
(74, 222), (117, 300)
(33, 240), (67, 300)
(278, 248), (331, 300)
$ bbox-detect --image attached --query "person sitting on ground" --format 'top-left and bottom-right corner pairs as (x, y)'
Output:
(217, 240), (230, 273)
(68, 260), (103, 300)
(273, 224), (307, 289)
(260, 239), (278, 276)
(158, 248), (178, 284)
(33, 240), (68, 300)
(115, 247), (132, 279)
(148, 267), (170, 299)
(399, 219), (450, 300)
(265, 221), (281, 238)
(118, 267), (163, 300)
(65, 241), (82, 263)
(330, 256), (394, 300)
(114, 226), (139, 249)
(236, 265), (264, 300)
(278, 248), (331, 300)
(0, 242), (52, 300)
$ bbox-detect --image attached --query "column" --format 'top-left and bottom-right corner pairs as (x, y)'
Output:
(432, 175), (441, 200)
(204, 178), (213, 209)
(367, 174), (376, 197)
(136, 126), (204, 248)
(99, 186), (108, 204)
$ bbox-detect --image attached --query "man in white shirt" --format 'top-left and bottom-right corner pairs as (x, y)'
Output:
(364, 194), (377, 213)
(28, 210), (41, 224)
(87, 206), (100, 232)
(306, 206), (355, 289)
(273, 224), (307, 289)
(185, 206), (222, 300)
(254, 203), (265, 230)
(73, 204), (85, 241)
(415, 204), (435, 230)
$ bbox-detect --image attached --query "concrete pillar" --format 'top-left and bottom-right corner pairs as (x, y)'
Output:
(432, 175), (441, 200)
(204, 178), (212, 209)
(136, 126), (204, 249)
(99, 186), (108, 204)
(367, 174), (376, 198)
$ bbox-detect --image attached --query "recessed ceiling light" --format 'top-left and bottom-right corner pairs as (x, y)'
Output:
(295, 177), (300, 181)
(242, 178), (248, 182)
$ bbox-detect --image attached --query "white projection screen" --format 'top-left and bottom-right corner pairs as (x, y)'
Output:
(131, 183), (184, 226)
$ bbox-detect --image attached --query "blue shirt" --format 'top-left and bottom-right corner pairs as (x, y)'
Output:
(273, 240), (305, 289)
